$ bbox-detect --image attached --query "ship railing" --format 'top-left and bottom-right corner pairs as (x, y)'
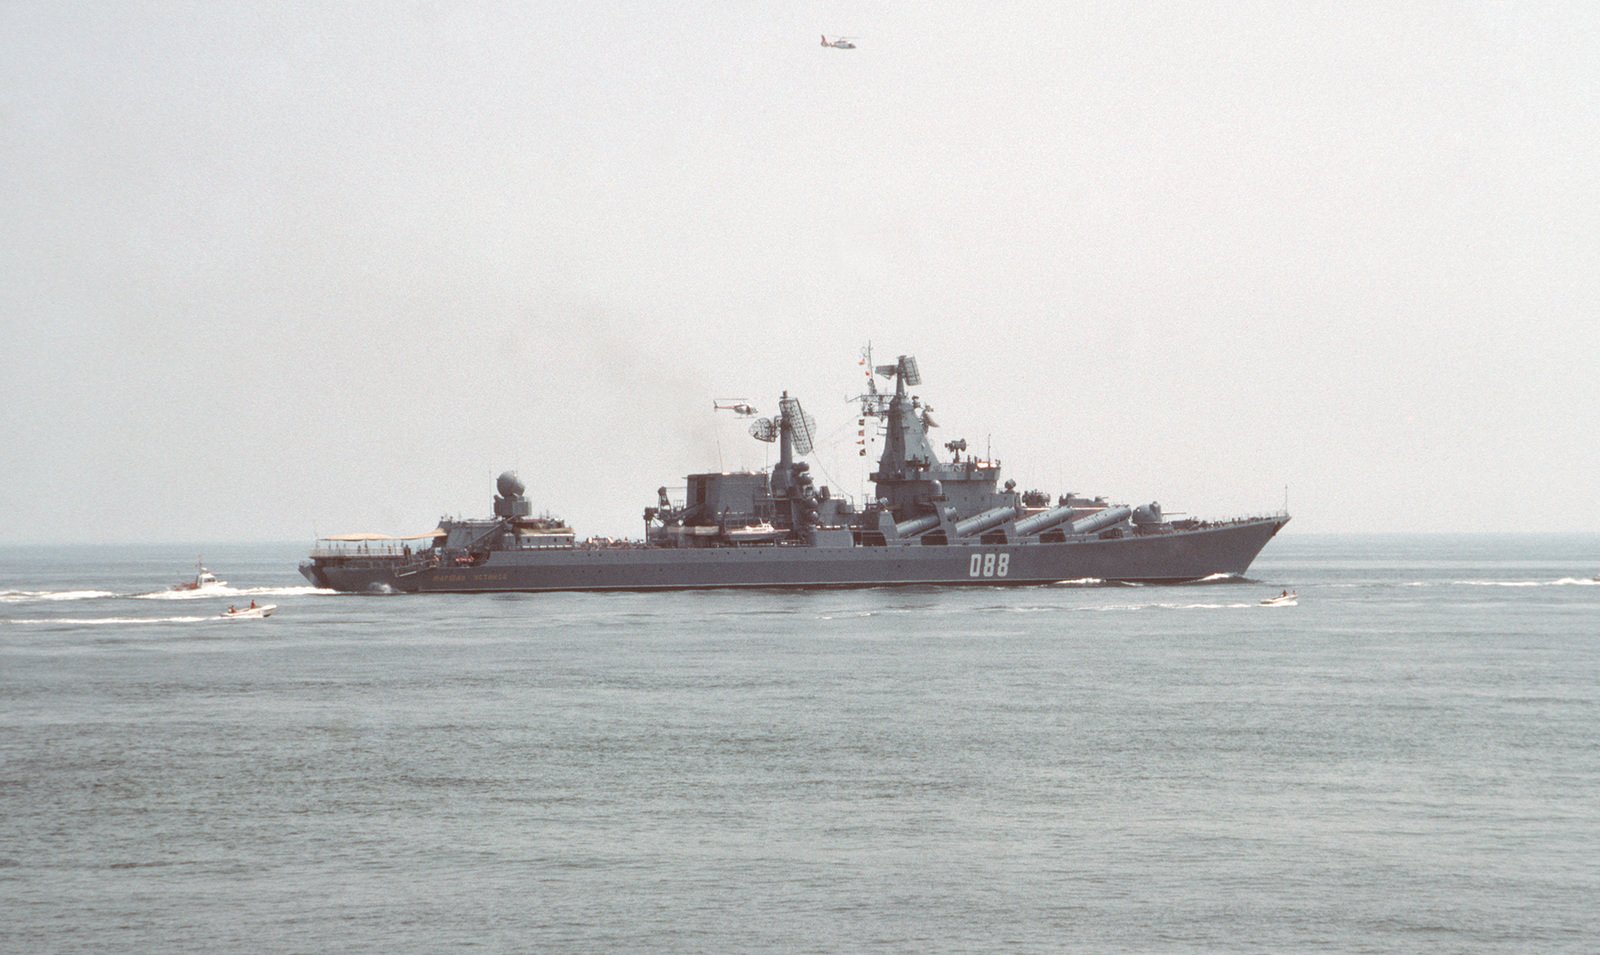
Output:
(309, 540), (423, 558)
(515, 537), (577, 550)
(1181, 510), (1292, 530)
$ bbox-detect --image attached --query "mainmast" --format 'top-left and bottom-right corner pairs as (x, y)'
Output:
(748, 392), (819, 535)
(771, 390), (796, 498)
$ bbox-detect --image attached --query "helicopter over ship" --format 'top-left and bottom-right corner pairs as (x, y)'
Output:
(821, 35), (857, 49)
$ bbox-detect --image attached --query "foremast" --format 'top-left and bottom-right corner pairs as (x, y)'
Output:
(857, 352), (1016, 523)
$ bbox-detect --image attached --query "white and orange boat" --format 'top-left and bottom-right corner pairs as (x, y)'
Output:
(172, 561), (225, 591)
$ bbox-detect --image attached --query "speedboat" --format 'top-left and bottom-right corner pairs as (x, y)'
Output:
(173, 561), (225, 591)
(1260, 591), (1297, 606)
(221, 603), (276, 619)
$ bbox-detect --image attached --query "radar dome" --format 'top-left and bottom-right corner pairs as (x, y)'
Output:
(496, 471), (526, 499)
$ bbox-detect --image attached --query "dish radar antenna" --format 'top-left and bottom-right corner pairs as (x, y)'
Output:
(748, 417), (778, 442)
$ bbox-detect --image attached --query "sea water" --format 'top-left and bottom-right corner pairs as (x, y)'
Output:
(2, 536), (1597, 952)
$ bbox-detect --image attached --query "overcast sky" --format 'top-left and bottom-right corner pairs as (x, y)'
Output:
(3, 1), (1597, 543)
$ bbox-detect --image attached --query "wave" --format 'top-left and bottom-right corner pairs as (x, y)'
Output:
(1185, 572), (1255, 585)
(1456, 578), (1598, 588)
(1314, 579), (1593, 590)
(0, 589), (120, 604)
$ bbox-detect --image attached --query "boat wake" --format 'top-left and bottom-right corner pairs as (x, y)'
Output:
(1084, 601), (1259, 612)
(133, 585), (333, 600)
(1046, 575), (1250, 588)
(0, 590), (119, 604)
(130, 585), (233, 600)
(974, 600), (1262, 614)
(5, 615), (215, 626)
(3, 585), (335, 607)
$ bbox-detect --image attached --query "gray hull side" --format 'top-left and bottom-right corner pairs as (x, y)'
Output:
(307, 518), (1287, 594)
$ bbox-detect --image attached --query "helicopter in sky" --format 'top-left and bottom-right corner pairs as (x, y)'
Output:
(713, 400), (759, 417)
(820, 35), (857, 49)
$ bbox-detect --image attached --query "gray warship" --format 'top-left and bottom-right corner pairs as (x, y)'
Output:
(300, 352), (1288, 593)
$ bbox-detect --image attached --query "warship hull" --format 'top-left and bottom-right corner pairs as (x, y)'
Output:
(302, 516), (1287, 594)
(302, 349), (1291, 595)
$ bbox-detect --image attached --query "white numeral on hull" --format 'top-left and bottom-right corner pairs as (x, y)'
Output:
(968, 552), (1010, 578)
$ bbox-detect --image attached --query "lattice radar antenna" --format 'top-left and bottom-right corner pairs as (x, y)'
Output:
(899, 356), (922, 386)
(778, 397), (817, 455)
(748, 417), (778, 442)
(873, 354), (921, 387)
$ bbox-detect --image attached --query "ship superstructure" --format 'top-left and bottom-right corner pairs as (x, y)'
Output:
(301, 351), (1288, 593)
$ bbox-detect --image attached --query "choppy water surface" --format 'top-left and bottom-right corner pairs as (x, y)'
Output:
(2, 536), (1598, 952)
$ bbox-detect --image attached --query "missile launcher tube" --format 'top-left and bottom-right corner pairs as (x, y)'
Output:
(894, 513), (943, 537)
(953, 505), (1020, 539)
(1013, 503), (1079, 537)
(1064, 505), (1133, 536)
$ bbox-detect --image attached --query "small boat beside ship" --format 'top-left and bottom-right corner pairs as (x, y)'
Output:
(1260, 591), (1297, 606)
(172, 561), (225, 591)
(221, 602), (275, 619)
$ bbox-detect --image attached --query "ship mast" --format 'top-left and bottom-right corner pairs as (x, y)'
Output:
(855, 352), (1008, 522)
(859, 353), (935, 482)
(749, 392), (819, 537)
(771, 390), (795, 498)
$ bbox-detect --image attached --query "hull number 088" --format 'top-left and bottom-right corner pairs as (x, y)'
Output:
(968, 552), (1010, 578)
